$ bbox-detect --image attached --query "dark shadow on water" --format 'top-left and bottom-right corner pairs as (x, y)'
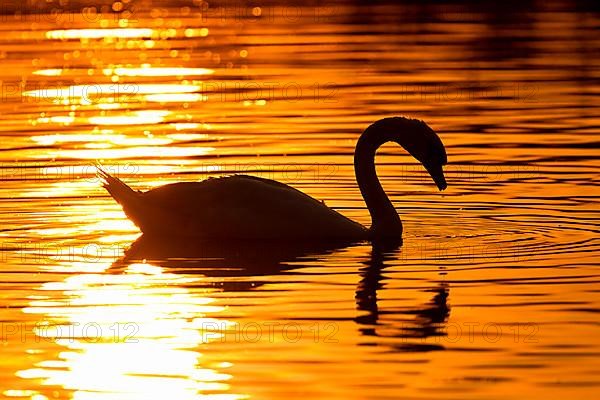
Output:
(110, 234), (361, 288)
(355, 239), (451, 352)
(111, 235), (450, 351)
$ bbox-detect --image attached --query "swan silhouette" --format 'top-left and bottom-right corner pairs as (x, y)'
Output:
(99, 117), (447, 240)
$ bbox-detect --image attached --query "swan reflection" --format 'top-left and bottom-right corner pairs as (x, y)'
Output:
(16, 236), (450, 398)
(119, 235), (451, 353)
(355, 240), (451, 352)
(112, 234), (359, 275)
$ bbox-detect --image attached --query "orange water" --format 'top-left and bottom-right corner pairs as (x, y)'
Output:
(0, 1), (598, 399)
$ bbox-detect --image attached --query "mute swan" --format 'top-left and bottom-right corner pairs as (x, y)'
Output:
(99, 117), (447, 240)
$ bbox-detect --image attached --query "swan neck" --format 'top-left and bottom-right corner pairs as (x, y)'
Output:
(354, 128), (402, 238)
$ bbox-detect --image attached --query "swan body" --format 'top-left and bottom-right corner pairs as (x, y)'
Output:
(100, 117), (447, 240)
(102, 173), (367, 240)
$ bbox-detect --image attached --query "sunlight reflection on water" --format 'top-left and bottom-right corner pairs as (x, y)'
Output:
(0, 1), (598, 399)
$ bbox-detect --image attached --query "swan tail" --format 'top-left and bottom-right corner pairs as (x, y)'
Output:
(96, 165), (140, 207)
(96, 165), (162, 234)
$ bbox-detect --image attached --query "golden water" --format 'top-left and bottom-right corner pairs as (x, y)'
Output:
(0, 1), (598, 399)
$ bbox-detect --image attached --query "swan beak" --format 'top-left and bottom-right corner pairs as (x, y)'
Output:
(425, 163), (447, 191)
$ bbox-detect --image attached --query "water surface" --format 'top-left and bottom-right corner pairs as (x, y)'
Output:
(0, 1), (599, 399)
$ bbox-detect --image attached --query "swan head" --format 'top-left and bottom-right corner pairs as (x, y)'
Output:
(413, 123), (447, 191)
(368, 117), (448, 191)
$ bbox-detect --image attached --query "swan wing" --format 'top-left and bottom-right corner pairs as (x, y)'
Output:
(133, 175), (366, 239)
